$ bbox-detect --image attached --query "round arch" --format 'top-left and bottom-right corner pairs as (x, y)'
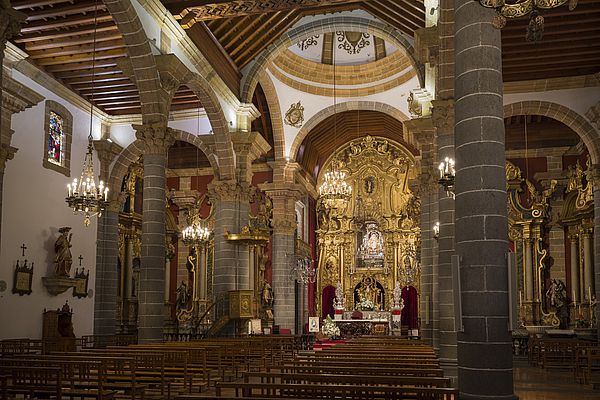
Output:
(504, 100), (600, 164)
(107, 129), (219, 205)
(257, 72), (286, 161)
(289, 101), (410, 160)
(185, 75), (236, 180)
(102, 0), (166, 125)
(240, 16), (424, 104)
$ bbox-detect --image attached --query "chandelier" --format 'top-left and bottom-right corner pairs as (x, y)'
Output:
(182, 222), (211, 245)
(318, 38), (351, 210)
(438, 157), (455, 198)
(478, 0), (576, 42)
(65, 0), (108, 227)
(433, 221), (440, 240)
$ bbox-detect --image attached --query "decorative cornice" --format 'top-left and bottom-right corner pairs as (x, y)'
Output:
(2, 72), (44, 114)
(133, 124), (177, 154)
(0, 144), (17, 172)
(207, 179), (254, 202)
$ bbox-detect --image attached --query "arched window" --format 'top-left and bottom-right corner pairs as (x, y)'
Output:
(43, 100), (72, 176)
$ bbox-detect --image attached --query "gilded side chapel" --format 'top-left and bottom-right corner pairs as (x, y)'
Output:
(1, 0), (600, 398)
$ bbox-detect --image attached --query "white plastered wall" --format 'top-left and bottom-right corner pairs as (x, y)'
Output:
(0, 70), (100, 339)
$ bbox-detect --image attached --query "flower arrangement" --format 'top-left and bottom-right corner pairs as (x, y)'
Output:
(321, 315), (340, 339)
(357, 297), (375, 311)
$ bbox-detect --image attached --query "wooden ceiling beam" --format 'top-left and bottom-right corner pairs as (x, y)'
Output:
(20, 11), (113, 33)
(23, 31), (123, 51)
(45, 60), (119, 73)
(177, 0), (362, 27)
(63, 72), (126, 85)
(34, 49), (126, 66)
(53, 65), (121, 79)
(91, 93), (140, 102)
(219, 15), (260, 48)
(361, 3), (416, 36)
(79, 87), (138, 96)
(28, 41), (126, 59)
(503, 32), (600, 48)
(15, 22), (118, 43)
(24, 1), (108, 22)
(371, 0), (424, 26)
(11, 0), (73, 10)
(232, 10), (301, 67)
(228, 12), (282, 57)
(503, 48), (600, 65)
(209, 17), (241, 37)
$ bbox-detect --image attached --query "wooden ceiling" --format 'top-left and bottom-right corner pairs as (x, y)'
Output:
(504, 115), (580, 151)
(8, 0), (599, 117)
(296, 110), (413, 178)
(167, 140), (212, 169)
(11, 0), (201, 115)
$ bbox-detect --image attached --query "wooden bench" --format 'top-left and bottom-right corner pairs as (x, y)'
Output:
(215, 381), (459, 399)
(273, 364), (445, 377)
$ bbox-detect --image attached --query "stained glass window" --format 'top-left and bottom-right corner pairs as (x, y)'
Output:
(48, 111), (64, 166)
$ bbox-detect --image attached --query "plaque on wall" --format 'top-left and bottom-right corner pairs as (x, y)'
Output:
(13, 260), (33, 296)
(72, 268), (89, 298)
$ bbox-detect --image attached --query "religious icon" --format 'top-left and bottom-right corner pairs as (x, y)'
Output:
(54, 227), (73, 277)
(13, 260), (33, 296)
(364, 176), (375, 194)
(72, 268), (89, 298)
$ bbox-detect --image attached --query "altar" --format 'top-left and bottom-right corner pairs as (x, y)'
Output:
(334, 319), (390, 337)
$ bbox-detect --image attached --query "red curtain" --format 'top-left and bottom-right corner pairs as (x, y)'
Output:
(401, 285), (418, 329)
(322, 285), (336, 320)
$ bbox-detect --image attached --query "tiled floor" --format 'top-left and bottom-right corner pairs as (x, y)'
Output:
(514, 358), (600, 400)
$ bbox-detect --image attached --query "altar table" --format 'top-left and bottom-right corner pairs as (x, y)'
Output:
(333, 319), (390, 337)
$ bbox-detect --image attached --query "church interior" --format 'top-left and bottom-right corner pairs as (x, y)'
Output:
(1, 0), (600, 398)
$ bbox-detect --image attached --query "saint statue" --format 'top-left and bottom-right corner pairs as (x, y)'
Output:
(176, 281), (190, 310)
(262, 282), (274, 308)
(54, 227), (73, 277)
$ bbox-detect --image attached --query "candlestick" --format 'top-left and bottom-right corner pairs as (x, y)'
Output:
(519, 290), (522, 308)
(589, 286), (592, 304)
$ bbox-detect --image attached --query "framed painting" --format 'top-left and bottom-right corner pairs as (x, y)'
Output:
(72, 268), (89, 298)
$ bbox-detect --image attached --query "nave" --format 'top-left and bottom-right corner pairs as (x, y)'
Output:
(2, 334), (600, 399)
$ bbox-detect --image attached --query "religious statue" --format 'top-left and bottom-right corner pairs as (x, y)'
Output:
(175, 281), (190, 310)
(261, 282), (274, 308)
(546, 279), (568, 328)
(54, 227), (73, 277)
(333, 281), (345, 310)
(391, 281), (404, 311)
(355, 276), (381, 311)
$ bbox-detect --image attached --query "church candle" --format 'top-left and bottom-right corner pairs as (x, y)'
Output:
(573, 290), (577, 307)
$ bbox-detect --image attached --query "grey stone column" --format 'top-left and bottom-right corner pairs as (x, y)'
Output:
(208, 180), (253, 298)
(455, 0), (516, 397)
(134, 125), (175, 343)
(582, 230), (593, 301)
(94, 207), (120, 335)
(432, 103), (457, 381)
(406, 119), (437, 346)
(263, 185), (304, 333)
(592, 165), (600, 340)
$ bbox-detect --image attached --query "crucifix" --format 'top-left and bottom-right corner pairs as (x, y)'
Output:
(20, 243), (27, 257)
(78, 255), (84, 266)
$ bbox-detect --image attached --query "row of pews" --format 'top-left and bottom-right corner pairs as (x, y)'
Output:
(527, 335), (600, 387)
(0, 335), (302, 399)
(208, 337), (458, 399)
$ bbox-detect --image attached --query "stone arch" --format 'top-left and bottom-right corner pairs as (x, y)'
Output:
(107, 130), (219, 206)
(504, 100), (600, 164)
(185, 75), (236, 180)
(258, 72), (285, 161)
(240, 16), (424, 104)
(102, 0), (166, 125)
(289, 101), (410, 159)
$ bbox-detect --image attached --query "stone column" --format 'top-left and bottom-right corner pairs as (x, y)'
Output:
(406, 118), (437, 346)
(92, 140), (123, 335)
(134, 124), (175, 343)
(432, 101), (457, 382)
(582, 228), (593, 301)
(94, 205), (120, 335)
(263, 184), (304, 333)
(455, 0), (515, 397)
(570, 233), (580, 302)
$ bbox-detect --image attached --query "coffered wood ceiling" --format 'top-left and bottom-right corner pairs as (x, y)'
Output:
(8, 0), (599, 117)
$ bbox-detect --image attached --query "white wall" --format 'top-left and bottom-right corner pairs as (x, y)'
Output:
(504, 87), (600, 119)
(0, 70), (99, 339)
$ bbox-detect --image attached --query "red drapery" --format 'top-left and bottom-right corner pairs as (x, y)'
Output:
(322, 285), (336, 320)
(401, 285), (418, 329)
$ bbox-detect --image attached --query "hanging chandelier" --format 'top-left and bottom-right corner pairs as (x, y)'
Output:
(318, 40), (351, 210)
(182, 222), (211, 246)
(65, 0), (108, 227)
(438, 157), (455, 198)
(478, 0), (576, 42)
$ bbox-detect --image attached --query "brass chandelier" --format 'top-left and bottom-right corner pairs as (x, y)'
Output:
(479, 0), (577, 42)
(318, 39), (352, 210)
(65, 0), (108, 226)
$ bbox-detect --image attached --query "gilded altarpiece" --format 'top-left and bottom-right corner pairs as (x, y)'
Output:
(316, 136), (420, 316)
(506, 161), (559, 327)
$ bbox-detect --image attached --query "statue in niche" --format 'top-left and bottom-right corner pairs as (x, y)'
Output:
(176, 281), (190, 310)
(54, 227), (73, 277)
(546, 279), (568, 328)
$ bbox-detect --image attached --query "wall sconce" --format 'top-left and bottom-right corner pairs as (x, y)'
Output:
(433, 221), (440, 240)
(438, 157), (455, 198)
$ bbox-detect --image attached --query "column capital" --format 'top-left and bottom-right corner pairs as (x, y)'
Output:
(261, 183), (305, 234)
(133, 124), (176, 154)
(231, 131), (271, 183)
(431, 99), (455, 132)
(235, 103), (261, 132)
(207, 179), (254, 202)
(2, 74), (45, 115)
(155, 54), (195, 93)
(170, 189), (202, 209)
(404, 117), (435, 149)
(269, 159), (300, 185)
(93, 139), (123, 182)
(414, 25), (439, 66)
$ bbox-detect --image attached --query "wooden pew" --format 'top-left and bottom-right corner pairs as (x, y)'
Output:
(273, 364), (444, 377)
(2, 366), (62, 399)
